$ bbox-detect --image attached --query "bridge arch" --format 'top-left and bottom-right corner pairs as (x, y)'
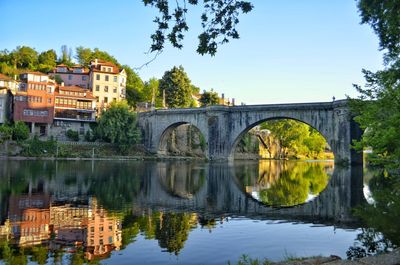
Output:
(158, 121), (208, 156)
(228, 116), (333, 160)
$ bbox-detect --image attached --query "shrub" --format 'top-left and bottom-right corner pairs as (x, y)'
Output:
(12, 121), (29, 141)
(21, 135), (57, 157)
(66, 129), (79, 141)
(0, 124), (13, 142)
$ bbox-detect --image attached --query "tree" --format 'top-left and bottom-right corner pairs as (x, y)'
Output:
(58, 45), (73, 66)
(12, 121), (29, 142)
(357, 0), (400, 63)
(37, 49), (57, 72)
(142, 77), (160, 105)
(350, 1), (400, 170)
(123, 65), (145, 107)
(96, 100), (141, 153)
(143, 0), (253, 56)
(75, 46), (93, 67)
(199, 89), (219, 106)
(10, 46), (38, 69)
(159, 66), (192, 108)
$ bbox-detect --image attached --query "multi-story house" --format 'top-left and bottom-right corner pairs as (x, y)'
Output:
(49, 64), (90, 89)
(85, 198), (122, 261)
(0, 73), (18, 124)
(8, 194), (51, 246)
(52, 85), (96, 138)
(89, 59), (126, 113)
(13, 72), (56, 136)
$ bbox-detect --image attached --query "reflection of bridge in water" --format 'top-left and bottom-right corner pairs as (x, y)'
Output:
(136, 162), (364, 225)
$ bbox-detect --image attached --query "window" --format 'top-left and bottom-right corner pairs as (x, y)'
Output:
(104, 97), (108, 103)
(96, 74), (100, 80)
(113, 76), (117, 82)
(99, 239), (103, 245)
(90, 227), (94, 233)
(96, 96), (99, 102)
(48, 98), (51, 104)
(82, 76), (87, 81)
(96, 85), (100, 91)
(104, 86), (108, 92)
(68, 75), (72, 80)
(113, 87), (117, 93)
(109, 236), (113, 244)
(55, 98), (59, 104)
(105, 75), (109, 81)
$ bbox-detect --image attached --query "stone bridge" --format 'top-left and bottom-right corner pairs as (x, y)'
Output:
(138, 100), (362, 164)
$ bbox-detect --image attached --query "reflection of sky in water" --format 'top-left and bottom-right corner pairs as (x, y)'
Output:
(363, 184), (375, 204)
(107, 218), (360, 265)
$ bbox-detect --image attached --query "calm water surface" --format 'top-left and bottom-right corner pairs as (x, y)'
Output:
(0, 160), (394, 264)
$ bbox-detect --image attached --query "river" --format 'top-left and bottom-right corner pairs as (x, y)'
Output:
(0, 159), (395, 264)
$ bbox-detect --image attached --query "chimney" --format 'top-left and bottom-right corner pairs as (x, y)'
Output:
(61, 82), (64, 87)
(232, 98), (235, 106)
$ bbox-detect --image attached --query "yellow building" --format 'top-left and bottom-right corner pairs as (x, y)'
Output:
(89, 59), (126, 113)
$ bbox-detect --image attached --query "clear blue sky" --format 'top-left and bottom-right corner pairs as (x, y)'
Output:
(0, 0), (383, 104)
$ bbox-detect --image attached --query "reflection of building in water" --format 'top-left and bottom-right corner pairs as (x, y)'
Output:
(0, 219), (11, 240)
(85, 198), (122, 260)
(50, 202), (89, 244)
(8, 194), (51, 246)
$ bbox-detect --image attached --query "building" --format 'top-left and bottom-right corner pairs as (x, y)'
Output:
(0, 73), (18, 124)
(13, 72), (56, 136)
(85, 198), (122, 260)
(49, 64), (90, 89)
(8, 194), (51, 246)
(89, 59), (126, 112)
(52, 85), (96, 138)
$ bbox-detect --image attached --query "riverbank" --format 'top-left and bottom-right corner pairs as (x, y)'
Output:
(238, 248), (400, 265)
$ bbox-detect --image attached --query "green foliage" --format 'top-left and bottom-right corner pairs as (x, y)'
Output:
(257, 163), (329, 207)
(155, 212), (192, 255)
(58, 45), (73, 66)
(143, 0), (253, 56)
(260, 119), (328, 159)
(37, 49), (57, 72)
(357, 0), (400, 63)
(228, 254), (272, 265)
(0, 124), (13, 142)
(20, 136), (57, 157)
(123, 65), (145, 107)
(75, 46), (120, 67)
(84, 130), (96, 142)
(199, 89), (219, 106)
(12, 121), (29, 142)
(75, 46), (93, 67)
(351, 1), (400, 172)
(96, 100), (142, 153)
(65, 129), (80, 141)
(159, 66), (192, 108)
(353, 173), (400, 247)
(10, 46), (38, 69)
(142, 77), (160, 105)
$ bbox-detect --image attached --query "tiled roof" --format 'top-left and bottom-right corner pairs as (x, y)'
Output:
(55, 86), (96, 100)
(22, 71), (49, 76)
(0, 73), (14, 81)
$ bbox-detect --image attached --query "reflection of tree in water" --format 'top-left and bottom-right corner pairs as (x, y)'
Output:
(158, 163), (206, 199)
(155, 212), (194, 255)
(347, 172), (399, 259)
(236, 161), (331, 207)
